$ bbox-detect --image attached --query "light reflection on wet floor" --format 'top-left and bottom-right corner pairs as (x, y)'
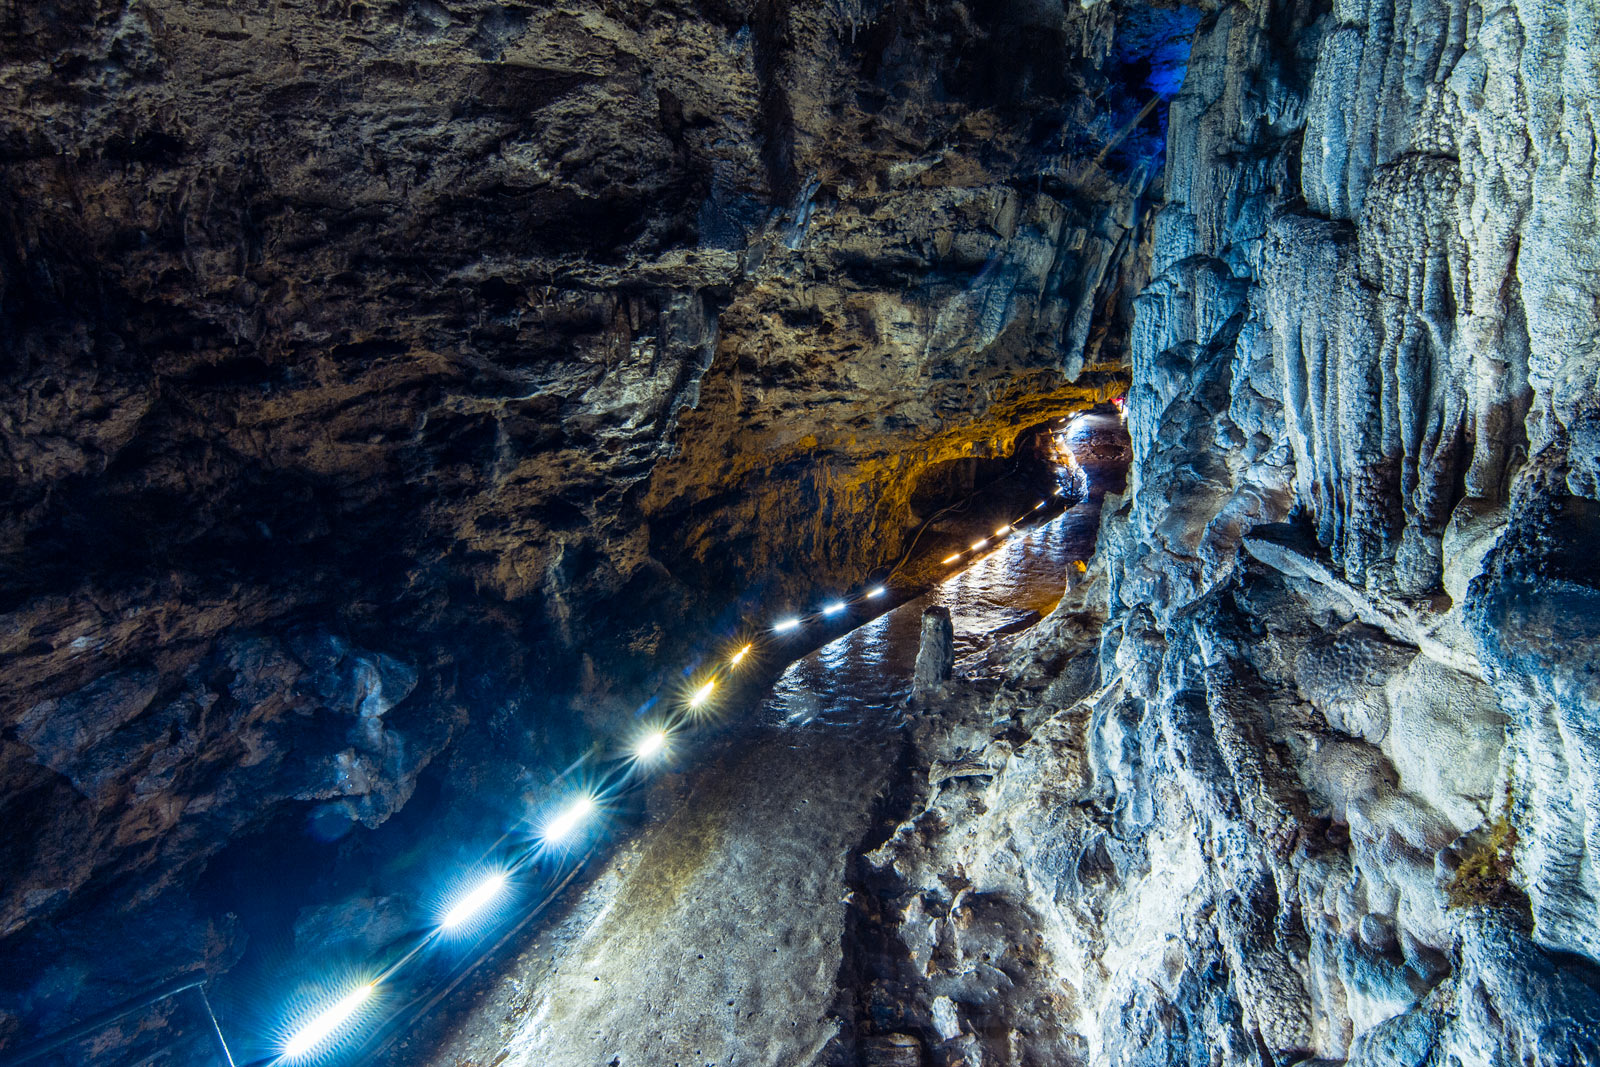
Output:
(766, 477), (1110, 728)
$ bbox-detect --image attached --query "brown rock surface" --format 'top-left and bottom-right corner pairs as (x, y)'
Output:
(0, 0), (1160, 1058)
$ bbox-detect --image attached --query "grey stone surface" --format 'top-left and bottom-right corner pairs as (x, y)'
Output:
(1045, 0), (1600, 1058)
(808, 0), (1600, 1062)
(912, 606), (956, 701)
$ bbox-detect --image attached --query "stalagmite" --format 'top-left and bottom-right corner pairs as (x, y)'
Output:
(911, 606), (956, 701)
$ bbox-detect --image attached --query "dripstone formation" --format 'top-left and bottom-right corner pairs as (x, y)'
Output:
(2, 0), (1598, 1064)
(847, 0), (1600, 1064)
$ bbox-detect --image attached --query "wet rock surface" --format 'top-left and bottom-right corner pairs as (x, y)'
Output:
(911, 607), (955, 701)
(400, 411), (1129, 1067)
(404, 716), (904, 1067)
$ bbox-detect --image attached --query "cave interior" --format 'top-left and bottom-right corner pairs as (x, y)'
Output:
(2, 0), (1599, 1065)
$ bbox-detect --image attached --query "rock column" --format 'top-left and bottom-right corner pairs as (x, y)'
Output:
(912, 606), (955, 701)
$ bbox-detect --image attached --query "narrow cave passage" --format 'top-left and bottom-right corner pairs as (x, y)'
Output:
(159, 408), (1129, 1067)
(0, 397), (1128, 1067)
(372, 410), (1131, 1067)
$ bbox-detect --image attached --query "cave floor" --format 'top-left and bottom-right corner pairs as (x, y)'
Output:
(379, 418), (1127, 1067)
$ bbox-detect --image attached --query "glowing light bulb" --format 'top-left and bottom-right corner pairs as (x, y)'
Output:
(773, 618), (801, 633)
(1035, 501), (1044, 509)
(866, 586), (886, 599)
(688, 680), (716, 708)
(283, 982), (374, 1060)
(943, 554), (961, 564)
(1054, 487), (1064, 496)
(822, 601), (847, 616)
(729, 644), (752, 666)
(635, 729), (668, 760)
(543, 795), (594, 844)
(441, 871), (508, 931)
(971, 539), (987, 550)
(994, 525), (1010, 536)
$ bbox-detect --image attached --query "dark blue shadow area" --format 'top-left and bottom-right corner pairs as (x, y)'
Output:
(1094, 4), (1202, 178)
(1117, 4), (1204, 100)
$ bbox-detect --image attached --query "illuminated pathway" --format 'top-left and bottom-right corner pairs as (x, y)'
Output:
(222, 413), (1129, 1067)
(139, 411), (1124, 1067)
(381, 412), (1129, 1067)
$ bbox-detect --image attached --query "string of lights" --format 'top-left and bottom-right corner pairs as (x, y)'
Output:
(244, 458), (1087, 1065)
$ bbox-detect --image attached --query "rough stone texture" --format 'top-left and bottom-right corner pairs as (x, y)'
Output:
(405, 720), (902, 1067)
(0, 0), (1169, 1057)
(912, 606), (955, 700)
(960, 0), (1600, 1060)
(4, 630), (431, 937)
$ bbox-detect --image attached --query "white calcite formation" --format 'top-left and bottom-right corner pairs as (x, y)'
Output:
(857, 0), (1600, 1063)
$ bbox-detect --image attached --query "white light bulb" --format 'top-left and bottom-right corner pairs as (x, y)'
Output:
(283, 983), (374, 1060)
(688, 680), (716, 708)
(635, 729), (668, 760)
(543, 796), (594, 844)
(866, 586), (886, 599)
(773, 617), (801, 633)
(822, 601), (846, 616)
(441, 872), (508, 931)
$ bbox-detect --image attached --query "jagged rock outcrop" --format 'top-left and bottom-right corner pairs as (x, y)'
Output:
(4, 631), (431, 938)
(848, 0), (1600, 1063)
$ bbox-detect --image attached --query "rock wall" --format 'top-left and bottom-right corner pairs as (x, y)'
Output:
(855, 0), (1600, 1063)
(0, 0), (1171, 1055)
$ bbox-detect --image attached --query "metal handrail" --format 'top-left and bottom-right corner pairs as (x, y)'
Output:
(0, 973), (235, 1067)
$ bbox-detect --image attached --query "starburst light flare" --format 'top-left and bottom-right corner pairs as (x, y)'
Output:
(542, 795), (595, 844)
(634, 728), (669, 760)
(281, 982), (375, 1061)
(440, 871), (509, 931)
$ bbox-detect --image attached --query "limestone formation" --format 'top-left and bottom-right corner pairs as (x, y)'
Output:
(912, 606), (955, 700)
(857, 0), (1600, 1060)
(2, 0), (1599, 1064)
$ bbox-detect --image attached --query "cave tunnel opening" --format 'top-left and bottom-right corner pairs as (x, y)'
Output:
(905, 414), (1113, 571)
